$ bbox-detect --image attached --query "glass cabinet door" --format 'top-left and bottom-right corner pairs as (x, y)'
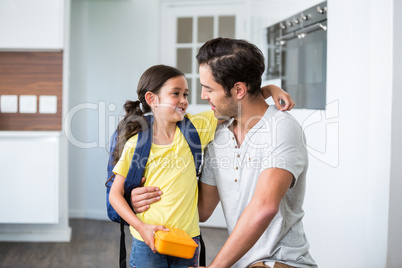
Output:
(175, 14), (236, 105)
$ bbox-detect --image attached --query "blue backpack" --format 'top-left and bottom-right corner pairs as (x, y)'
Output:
(106, 114), (205, 268)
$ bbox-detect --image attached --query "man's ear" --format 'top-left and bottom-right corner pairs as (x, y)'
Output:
(145, 91), (158, 108)
(234, 82), (247, 100)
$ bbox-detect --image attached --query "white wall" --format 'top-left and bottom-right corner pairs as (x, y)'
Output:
(68, 0), (160, 219)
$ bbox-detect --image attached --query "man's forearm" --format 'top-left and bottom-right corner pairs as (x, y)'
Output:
(208, 201), (278, 268)
(261, 84), (282, 99)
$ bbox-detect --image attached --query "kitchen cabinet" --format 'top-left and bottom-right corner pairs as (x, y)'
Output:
(0, 131), (71, 241)
(0, 0), (71, 242)
(0, 134), (59, 223)
(0, 0), (64, 50)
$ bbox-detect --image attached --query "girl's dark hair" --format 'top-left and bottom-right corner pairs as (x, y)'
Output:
(196, 37), (265, 97)
(106, 65), (184, 185)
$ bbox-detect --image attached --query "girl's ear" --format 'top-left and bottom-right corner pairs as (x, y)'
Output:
(145, 91), (159, 108)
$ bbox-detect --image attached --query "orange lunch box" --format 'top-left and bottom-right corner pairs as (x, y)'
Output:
(154, 227), (198, 259)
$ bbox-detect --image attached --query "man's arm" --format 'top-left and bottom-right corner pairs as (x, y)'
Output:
(198, 182), (220, 222)
(130, 177), (162, 213)
(205, 168), (294, 268)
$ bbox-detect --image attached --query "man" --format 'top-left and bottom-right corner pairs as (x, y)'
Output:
(132, 38), (316, 268)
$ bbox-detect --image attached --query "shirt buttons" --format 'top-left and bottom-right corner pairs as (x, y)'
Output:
(235, 179), (238, 182)
(235, 167), (238, 170)
(237, 154), (240, 157)
(235, 146), (238, 149)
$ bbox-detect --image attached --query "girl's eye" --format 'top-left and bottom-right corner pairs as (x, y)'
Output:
(184, 93), (189, 98)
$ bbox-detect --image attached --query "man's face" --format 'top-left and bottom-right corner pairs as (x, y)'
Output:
(199, 64), (238, 120)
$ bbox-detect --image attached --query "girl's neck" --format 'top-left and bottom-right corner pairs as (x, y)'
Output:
(152, 118), (177, 145)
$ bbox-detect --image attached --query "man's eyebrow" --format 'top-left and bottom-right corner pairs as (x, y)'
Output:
(200, 83), (212, 89)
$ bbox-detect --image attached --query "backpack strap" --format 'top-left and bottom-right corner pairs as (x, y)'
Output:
(119, 220), (127, 268)
(123, 115), (153, 198)
(106, 116), (153, 224)
(177, 116), (206, 266)
(106, 130), (123, 223)
(177, 116), (202, 174)
(107, 129), (118, 183)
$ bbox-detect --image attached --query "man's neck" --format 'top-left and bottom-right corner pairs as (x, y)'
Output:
(230, 95), (269, 146)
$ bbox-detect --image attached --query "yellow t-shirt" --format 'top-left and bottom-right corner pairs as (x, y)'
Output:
(113, 110), (217, 240)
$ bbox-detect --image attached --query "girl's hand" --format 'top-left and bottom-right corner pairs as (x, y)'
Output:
(272, 89), (295, 111)
(138, 223), (169, 253)
(261, 84), (295, 111)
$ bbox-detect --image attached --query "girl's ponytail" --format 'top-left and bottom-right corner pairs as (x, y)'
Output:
(110, 99), (149, 167)
(124, 100), (144, 117)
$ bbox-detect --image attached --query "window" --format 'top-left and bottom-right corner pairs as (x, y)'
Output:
(160, 2), (246, 113)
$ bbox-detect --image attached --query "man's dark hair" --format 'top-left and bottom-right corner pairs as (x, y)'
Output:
(196, 37), (265, 97)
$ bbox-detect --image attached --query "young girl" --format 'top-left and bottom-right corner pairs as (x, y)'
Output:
(108, 65), (292, 268)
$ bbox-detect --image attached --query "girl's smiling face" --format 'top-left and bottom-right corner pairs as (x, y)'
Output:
(150, 75), (189, 123)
